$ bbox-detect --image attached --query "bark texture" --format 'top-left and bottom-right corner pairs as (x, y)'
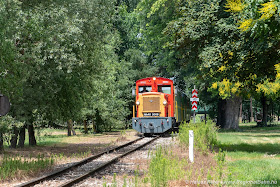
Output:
(18, 126), (26, 148)
(261, 95), (268, 126)
(67, 119), (76, 136)
(0, 133), (3, 152)
(92, 121), (96, 133)
(239, 102), (242, 123)
(27, 122), (37, 146)
(250, 97), (254, 122)
(67, 119), (72, 136)
(223, 96), (242, 129)
(217, 98), (226, 128)
(217, 97), (242, 129)
(10, 126), (19, 148)
(83, 120), (88, 134)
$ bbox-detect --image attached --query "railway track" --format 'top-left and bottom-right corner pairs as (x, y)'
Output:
(16, 136), (159, 187)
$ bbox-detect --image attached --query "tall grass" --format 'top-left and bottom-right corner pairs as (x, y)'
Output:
(145, 121), (219, 186)
(148, 146), (188, 187)
(179, 121), (218, 154)
(0, 154), (55, 180)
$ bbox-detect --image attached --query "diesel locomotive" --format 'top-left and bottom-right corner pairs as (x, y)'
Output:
(132, 77), (191, 136)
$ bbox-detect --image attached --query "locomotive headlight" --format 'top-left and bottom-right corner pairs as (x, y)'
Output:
(136, 101), (140, 105)
(163, 100), (167, 105)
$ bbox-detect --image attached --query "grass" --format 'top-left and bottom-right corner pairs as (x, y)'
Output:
(138, 121), (222, 187)
(0, 128), (137, 183)
(0, 154), (55, 181)
(218, 122), (280, 186)
(138, 121), (280, 186)
(2, 127), (112, 148)
(148, 145), (188, 187)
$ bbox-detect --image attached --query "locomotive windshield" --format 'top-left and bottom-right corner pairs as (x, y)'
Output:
(158, 85), (171, 94)
(139, 86), (152, 93)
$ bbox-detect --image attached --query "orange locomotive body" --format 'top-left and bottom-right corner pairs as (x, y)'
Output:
(132, 77), (190, 136)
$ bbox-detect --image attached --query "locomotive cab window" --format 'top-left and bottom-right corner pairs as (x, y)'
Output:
(158, 85), (171, 94)
(139, 86), (152, 93)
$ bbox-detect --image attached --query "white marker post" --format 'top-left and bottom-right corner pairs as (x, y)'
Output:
(189, 130), (194, 163)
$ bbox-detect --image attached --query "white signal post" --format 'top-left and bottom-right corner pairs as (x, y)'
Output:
(189, 130), (194, 162)
(190, 86), (199, 123)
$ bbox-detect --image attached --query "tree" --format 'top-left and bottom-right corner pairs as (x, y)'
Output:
(0, 0), (28, 147)
(225, 0), (280, 126)
(136, 0), (244, 128)
(136, 0), (280, 129)
(1, 0), (132, 146)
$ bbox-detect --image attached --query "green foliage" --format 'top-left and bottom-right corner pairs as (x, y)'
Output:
(1, 0), (151, 138)
(179, 121), (218, 154)
(225, 0), (280, 98)
(136, 0), (179, 76)
(0, 116), (24, 146)
(147, 0), (168, 18)
(148, 146), (187, 187)
(0, 116), (23, 134)
(136, 0), (280, 130)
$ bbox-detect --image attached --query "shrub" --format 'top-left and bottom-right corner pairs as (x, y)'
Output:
(179, 121), (218, 154)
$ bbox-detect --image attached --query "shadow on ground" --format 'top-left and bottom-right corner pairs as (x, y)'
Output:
(219, 142), (280, 155)
(2, 131), (138, 158)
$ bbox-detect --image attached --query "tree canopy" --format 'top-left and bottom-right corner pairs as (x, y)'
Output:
(1, 0), (280, 149)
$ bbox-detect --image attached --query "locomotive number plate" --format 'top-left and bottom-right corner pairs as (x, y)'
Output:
(143, 113), (159, 116)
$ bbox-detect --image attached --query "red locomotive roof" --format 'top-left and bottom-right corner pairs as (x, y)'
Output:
(136, 77), (173, 85)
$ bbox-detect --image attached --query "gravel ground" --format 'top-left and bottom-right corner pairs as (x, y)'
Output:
(75, 137), (174, 187)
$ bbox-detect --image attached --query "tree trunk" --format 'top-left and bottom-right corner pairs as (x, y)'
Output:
(271, 102), (274, 123)
(250, 97), (254, 122)
(0, 132), (3, 152)
(217, 98), (226, 128)
(204, 106), (207, 124)
(27, 122), (37, 146)
(18, 126), (26, 148)
(223, 96), (242, 129)
(92, 120), (96, 133)
(72, 124), (76, 136)
(261, 95), (268, 126)
(67, 119), (72, 136)
(83, 120), (88, 134)
(239, 102), (242, 123)
(10, 126), (19, 148)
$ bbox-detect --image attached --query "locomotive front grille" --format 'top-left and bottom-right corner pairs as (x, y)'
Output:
(143, 96), (160, 112)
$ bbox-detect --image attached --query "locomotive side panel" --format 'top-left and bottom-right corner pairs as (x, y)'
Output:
(175, 91), (191, 123)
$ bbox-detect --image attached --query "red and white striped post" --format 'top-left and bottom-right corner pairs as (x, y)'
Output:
(190, 86), (199, 123)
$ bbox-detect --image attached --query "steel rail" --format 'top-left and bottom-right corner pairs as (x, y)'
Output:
(16, 137), (144, 187)
(59, 136), (159, 187)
